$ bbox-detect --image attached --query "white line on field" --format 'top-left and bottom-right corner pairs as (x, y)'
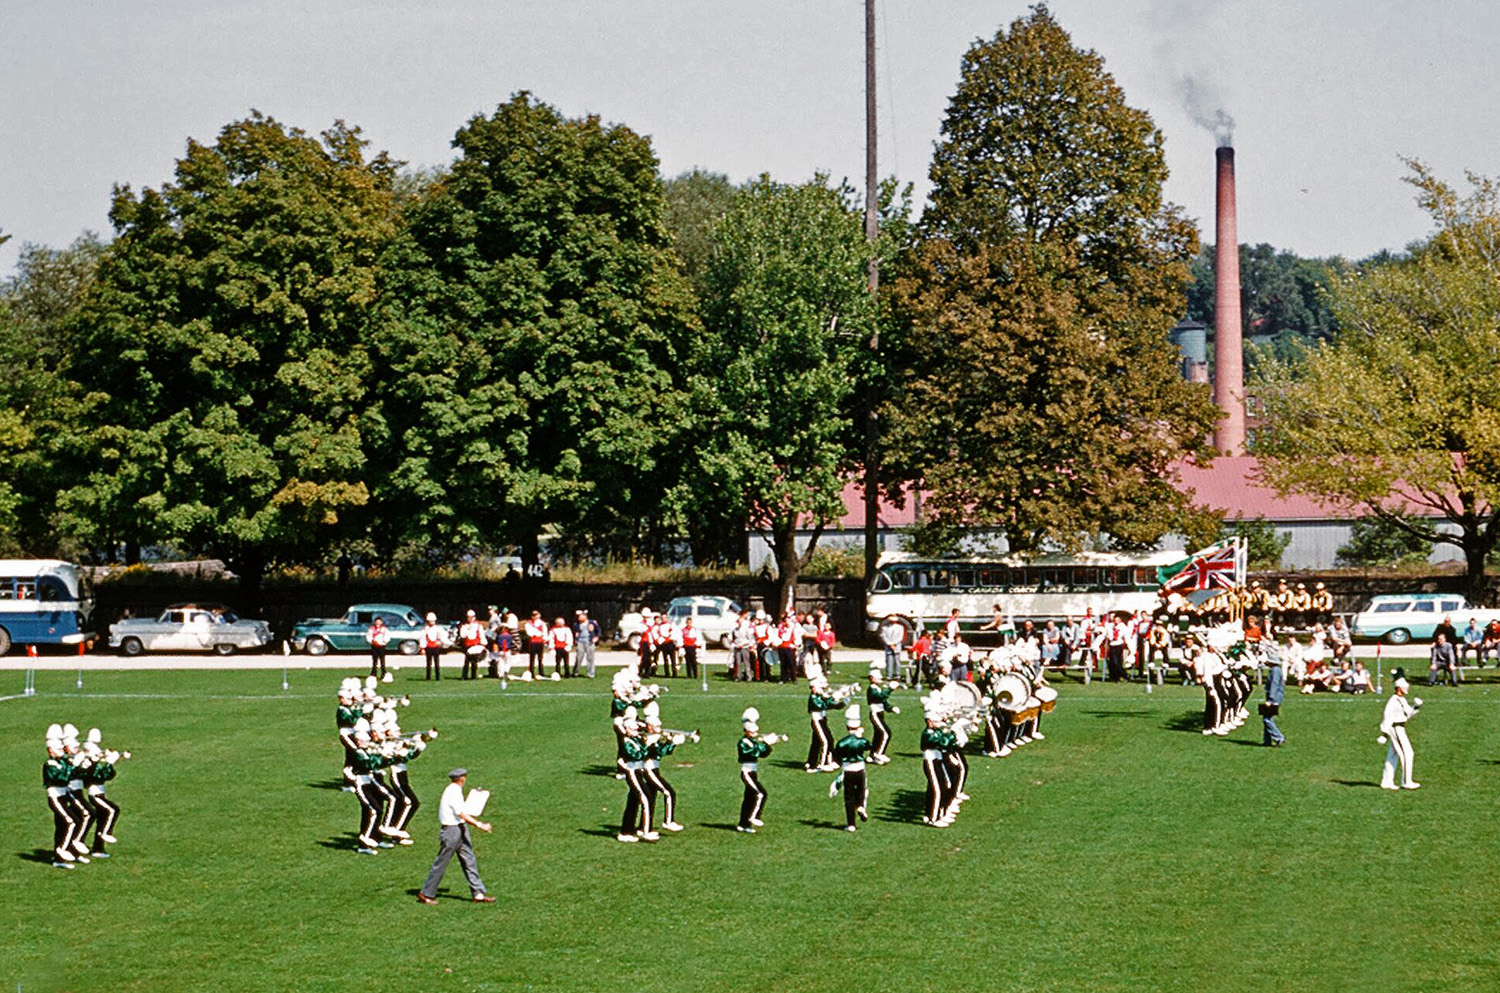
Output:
(0, 692), (33, 703)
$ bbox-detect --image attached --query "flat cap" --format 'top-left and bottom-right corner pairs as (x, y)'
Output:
(448, 767), (468, 779)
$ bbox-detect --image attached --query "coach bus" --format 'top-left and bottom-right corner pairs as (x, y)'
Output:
(865, 549), (1180, 641)
(0, 559), (94, 655)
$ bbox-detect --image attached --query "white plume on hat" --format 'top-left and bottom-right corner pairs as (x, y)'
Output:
(46, 723), (62, 739)
(353, 718), (372, 736)
(364, 676), (377, 690)
(624, 705), (638, 722)
(741, 707), (760, 723)
(804, 660), (824, 683)
(87, 728), (102, 744)
(868, 661), (882, 672)
(62, 723), (78, 739)
(643, 701), (661, 721)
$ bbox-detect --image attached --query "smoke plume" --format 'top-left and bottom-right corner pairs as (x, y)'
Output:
(1177, 76), (1235, 147)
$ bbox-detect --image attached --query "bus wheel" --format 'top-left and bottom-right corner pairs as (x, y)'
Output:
(0, 626), (10, 656)
(120, 637), (143, 657)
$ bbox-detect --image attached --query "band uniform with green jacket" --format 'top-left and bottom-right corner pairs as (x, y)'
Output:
(831, 706), (872, 831)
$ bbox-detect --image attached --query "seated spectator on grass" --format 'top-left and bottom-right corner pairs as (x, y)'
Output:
(1482, 620), (1500, 668)
(1346, 661), (1372, 694)
(1284, 636), (1307, 685)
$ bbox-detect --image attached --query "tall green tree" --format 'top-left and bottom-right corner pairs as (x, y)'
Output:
(373, 93), (697, 566)
(0, 235), (107, 555)
(63, 113), (398, 585)
(663, 168), (737, 300)
(1254, 162), (1500, 598)
(885, 5), (1220, 554)
(684, 174), (877, 611)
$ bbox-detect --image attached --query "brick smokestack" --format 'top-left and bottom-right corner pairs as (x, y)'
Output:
(1213, 145), (1245, 453)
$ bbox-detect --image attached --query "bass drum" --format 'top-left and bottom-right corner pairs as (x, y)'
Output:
(940, 679), (983, 713)
(1035, 685), (1059, 714)
(990, 673), (1029, 711)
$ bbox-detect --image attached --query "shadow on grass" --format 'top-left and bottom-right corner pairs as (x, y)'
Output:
(700, 822), (745, 832)
(306, 779), (350, 791)
(1224, 738), (1270, 747)
(404, 886), (475, 903)
(1331, 779), (1382, 788)
(18, 848), (57, 865)
(578, 764), (619, 778)
(317, 834), (363, 851)
(770, 759), (813, 772)
(1086, 710), (1153, 719)
(797, 818), (849, 831)
(876, 788), (928, 824)
(1163, 712), (1207, 733)
(578, 827), (618, 839)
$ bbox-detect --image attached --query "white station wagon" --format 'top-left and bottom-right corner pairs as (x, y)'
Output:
(109, 603), (273, 656)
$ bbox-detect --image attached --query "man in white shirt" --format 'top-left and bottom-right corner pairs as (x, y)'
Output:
(878, 616), (906, 680)
(1379, 678), (1421, 790)
(417, 768), (495, 905)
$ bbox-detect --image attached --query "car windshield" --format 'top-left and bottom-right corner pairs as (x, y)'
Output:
(727, 601), (743, 615)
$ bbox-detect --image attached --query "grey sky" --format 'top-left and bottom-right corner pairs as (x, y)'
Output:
(3, 0), (1497, 274)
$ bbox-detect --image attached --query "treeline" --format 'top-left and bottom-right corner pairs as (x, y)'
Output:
(0, 8), (1225, 605)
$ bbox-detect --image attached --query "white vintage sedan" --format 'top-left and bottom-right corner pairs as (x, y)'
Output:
(109, 603), (273, 656)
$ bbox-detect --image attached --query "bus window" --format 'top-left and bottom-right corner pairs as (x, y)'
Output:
(924, 570), (948, 589)
(0, 579), (13, 599)
(1107, 568), (1134, 587)
(872, 571), (894, 593)
(976, 568), (1007, 589)
(950, 570), (974, 589)
(38, 576), (67, 602)
(1010, 568), (1032, 588)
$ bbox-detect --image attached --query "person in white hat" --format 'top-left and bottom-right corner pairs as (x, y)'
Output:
(80, 727), (127, 857)
(43, 728), (82, 867)
(736, 708), (782, 833)
(59, 726), (95, 862)
(349, 719), (394, 853)
(866, 663), (900, 764)
(831, 705), (872, 832)
(617, 715), (655, 842)
(919, 701), (958, 827)
(422, 612), (446, 680)
(641, 702), (695, 833)
(336, 680), (363, 791)
(1379, 676), (1421, 790)
(803, 677), (840, 773)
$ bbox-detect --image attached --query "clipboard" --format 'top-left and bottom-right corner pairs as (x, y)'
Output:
(462, 788), (490, 817)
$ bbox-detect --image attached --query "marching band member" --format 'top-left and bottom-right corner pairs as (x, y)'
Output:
(43, 727), (81, 868)
(641, 701), (695, 833)
(336, 679), (363, 791)
(804, 676), (841, 772)
(1379, 676), (1421, 790)
(422, 612), (446, 680)
(611, 672), (636, 779)
(736, 708), (782, 833)
(681, 616), (701, 680)
(942, 706), (971, 811)
(459, 610), (486, 680)
(60, 725), (94, 863)
(919, 702), (957, 827)
(367, 616), (391, 678)
(549, 617), (575, 678)
(524, 610), (548, 679)
(350, 719), (394, 854)
(81, 728), (125, 857)
(866, 662), (900, 764)
(831, 705), (871, 832)
(617, 715), (656, 842)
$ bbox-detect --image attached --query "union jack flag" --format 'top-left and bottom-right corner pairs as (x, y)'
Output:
(1156, 538), (1245, 595)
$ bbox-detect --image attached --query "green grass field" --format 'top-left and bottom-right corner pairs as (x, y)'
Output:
(4, 663), (1500, 993)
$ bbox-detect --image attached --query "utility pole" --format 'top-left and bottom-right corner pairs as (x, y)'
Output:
(862, 0), (881, 589)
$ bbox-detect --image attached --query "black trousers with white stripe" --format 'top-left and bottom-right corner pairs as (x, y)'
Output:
(870, 709), (892, 760)
(66, 790), (92, 851)
(89, 791), (120, 851)
(643, 765), (676, 825)
(354, 780), (387, 844)
(388, 768), (419, 832)
(806, 715), (832, 769)
(621, 767), (651, 836)
(922, 756), (952, 821)
(49, 794), (78, 854)
(1204, 679), (1224, 730)
(739, 769), (767, 827)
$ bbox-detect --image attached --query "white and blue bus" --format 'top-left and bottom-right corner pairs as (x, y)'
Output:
(0, 560), (94, 655)
(865, 550), (1180, 640)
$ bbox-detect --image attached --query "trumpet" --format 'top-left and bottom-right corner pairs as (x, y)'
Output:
(828, 683), (861, 703)
(760, 732), (786, 745)
(660, 727), (701, 744)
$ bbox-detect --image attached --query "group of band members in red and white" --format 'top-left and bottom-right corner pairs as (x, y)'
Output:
(633, 610), (709, 679)
(725, 608), (835, 682)
(43, 722), (127, 868)
(337, 676), (437, 855)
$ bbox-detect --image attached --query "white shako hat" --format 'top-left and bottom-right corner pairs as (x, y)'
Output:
(623, 705), (638, 722)
(868, 661), (882, 674)
(364, 676), (378, 690)
(845, 704), (862, 728)
(46, 723), (63, 740)
(87, 728), (102, 744)
(643, 700), (661, 722)
(353, 718), (372, 738)
(804, 660), (824, 683)
(1394, 677), (1410, 692)
(741, 707), (760, 723)
(62, 723), (78, 739)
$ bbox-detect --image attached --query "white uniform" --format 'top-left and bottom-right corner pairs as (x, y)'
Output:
(1380, 693), (1418, 789)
